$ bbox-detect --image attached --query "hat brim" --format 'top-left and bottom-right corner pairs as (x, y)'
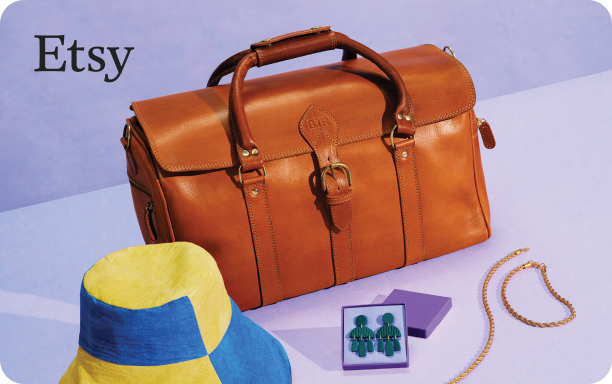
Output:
(60, 298), (291, 384)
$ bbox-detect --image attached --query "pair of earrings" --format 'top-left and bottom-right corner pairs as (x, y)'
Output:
(349, 313), (402, 357)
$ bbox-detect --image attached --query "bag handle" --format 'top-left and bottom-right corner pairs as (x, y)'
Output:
(228, 27), (416, 172)
(206, 27), (357, 87)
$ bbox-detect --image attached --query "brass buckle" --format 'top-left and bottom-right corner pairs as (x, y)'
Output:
(390, 125), (414, 148)
(320, 162), (352, 192)
(238, 165), (266, 184)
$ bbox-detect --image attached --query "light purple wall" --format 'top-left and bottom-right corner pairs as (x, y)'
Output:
(1, 0), (611, 212)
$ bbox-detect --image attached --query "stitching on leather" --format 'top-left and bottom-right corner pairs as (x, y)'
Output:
(299, 104), (340, 167)
(136, 114), (392, 172)
(338, 129), (393, 145)
(469, 110), (492, 238)
(480, 125), (496, 149)
(413, 45), (476, 127)
(347, 217), (354, 281)
(132, 103), (168, 171)
(331, 229), (339, 284)
(251, 27), (331, 47)
(331, 224), (354, 283)
(264, 147), (311, 161)
(410, 147), (425, 262)
(261, 181), (283, 302)
(330, 31), (336, 50)
(472, 117), (495, 149)
(331, 205), (351, 231)
(256, 49), (264, 67)
(244, 182), (266, 305)
(299, 105), (324, 164)
(131, 127), (394, 172)
(327, 192), (353, 205)
(394, 149), (410, 266)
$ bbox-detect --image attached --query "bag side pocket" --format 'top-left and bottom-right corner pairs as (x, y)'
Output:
(128, 175), (158, 242)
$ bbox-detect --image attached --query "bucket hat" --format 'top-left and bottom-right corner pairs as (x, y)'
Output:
(60, 242), (292, 383)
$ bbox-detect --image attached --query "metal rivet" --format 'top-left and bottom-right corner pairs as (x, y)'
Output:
(251, 148), (259, 155)
(242, 149), (249, 156)
(401, 151), (408, 158)
(405, 115), (412, 121)
(251, 189), (259, 196)
(397, 113), (403, 120)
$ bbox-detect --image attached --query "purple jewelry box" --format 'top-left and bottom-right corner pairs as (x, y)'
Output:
(382, 289), (452, 339)
(341, 303), (409, 370)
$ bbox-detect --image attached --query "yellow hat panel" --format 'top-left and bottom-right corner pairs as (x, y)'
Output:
(60, 347), (222, 384)
(189, 270), (232, 353)
(84, 242), (221, 310)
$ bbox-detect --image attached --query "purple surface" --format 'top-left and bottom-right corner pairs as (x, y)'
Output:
(1, 0), (612, 212)
(342, 304), (408, 370)
(383, 289), (452, 339)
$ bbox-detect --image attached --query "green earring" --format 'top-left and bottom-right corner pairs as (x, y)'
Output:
(349, 315), (375, 357)
(376, 312), (402, 356)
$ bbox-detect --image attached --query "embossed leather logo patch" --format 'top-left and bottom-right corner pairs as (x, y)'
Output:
(299, 105), (338, 148)
(299, 104), (340, 167)
(307, 116), (331, 129)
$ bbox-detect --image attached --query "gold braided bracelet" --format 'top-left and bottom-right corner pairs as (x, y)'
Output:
(448, 248), (576, 383)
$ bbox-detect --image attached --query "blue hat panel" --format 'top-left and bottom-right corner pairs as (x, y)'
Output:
(209, 298), (291, 383)
(78, 282), (207, 366)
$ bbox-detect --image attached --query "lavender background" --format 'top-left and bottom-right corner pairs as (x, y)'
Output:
(1, 1), (612, 383)
(0, 0), (612, 212)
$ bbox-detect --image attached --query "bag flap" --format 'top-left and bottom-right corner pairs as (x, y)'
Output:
(132, 44), (475, 173)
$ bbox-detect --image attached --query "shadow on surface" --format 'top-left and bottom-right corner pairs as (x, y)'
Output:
(0, 314), (78, 384)
(370, 294), (387, 304)
(273, 327), (342, 371)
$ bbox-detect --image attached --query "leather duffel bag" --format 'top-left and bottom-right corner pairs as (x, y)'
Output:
(121, 27), (496, 311)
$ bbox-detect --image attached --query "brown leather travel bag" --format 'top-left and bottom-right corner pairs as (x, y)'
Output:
(122, 27), (496, 311)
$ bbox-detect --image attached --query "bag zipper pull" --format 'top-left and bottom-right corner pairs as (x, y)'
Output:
(477, 118), (496, 149)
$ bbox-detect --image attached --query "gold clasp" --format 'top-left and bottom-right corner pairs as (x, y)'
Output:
(320, 162), (352, 192)
(522, 260), (545, 270)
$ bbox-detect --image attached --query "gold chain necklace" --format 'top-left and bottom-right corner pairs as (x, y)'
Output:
(448, 248), (576, 383)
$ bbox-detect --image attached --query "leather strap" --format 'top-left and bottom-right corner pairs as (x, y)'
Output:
(325, 176), (355, 284)
(207, 48), (251, 88)
(242, 174), (283, 305)
(299, 105), (354, 285)
(393, 138), (424, 266)
(228, 27), (416, 172)
(479, 120), (496, 149)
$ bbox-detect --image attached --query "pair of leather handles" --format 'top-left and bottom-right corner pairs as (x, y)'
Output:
(207, 26), (416, 172)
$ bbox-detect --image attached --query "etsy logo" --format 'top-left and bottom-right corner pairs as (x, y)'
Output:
(34, 35), (134, 83)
